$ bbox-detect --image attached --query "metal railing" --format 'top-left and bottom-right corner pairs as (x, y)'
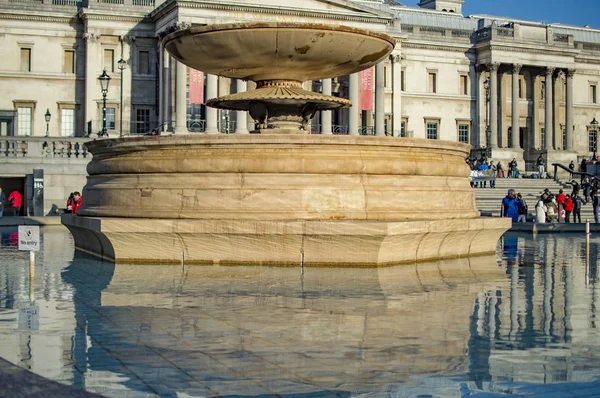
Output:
(332, 125), (349, 135)
(0, 136), (91, 158)
(552, 163), (595, 183)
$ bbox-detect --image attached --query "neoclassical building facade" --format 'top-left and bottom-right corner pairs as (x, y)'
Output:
(1, 0), (600, 170)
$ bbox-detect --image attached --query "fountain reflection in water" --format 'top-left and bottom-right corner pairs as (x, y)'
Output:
(1, 228), (600, 397)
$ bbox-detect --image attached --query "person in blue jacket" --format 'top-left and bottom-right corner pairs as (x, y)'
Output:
(500, 189), (521, 222)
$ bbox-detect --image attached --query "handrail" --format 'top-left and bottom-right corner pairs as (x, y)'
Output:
(551, 163), (595, 183)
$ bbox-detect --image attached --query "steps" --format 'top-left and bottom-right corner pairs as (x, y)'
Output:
(474, 177), (596, 221)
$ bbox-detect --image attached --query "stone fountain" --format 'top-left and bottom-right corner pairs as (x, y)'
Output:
(62, 23), (510, 266)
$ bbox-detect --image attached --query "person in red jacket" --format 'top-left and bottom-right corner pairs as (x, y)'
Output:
(7, 189), (22, 216)
(71, 191), (83, 214)
(556, 189), (566, 223)
(564, 194), (573, 223)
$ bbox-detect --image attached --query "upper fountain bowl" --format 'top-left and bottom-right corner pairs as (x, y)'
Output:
(164, 23), (396, 82)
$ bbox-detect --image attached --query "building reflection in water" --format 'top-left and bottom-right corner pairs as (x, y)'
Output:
(0, 228), (600, 397)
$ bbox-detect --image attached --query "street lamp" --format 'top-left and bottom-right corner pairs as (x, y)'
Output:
(117, 58), (126, 137)
(98, 69), (111, 137)
(44, 108), (51, 137)
(591, 117), (599, 161)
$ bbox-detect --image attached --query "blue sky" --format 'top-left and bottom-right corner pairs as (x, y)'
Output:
(400, 0), (599, 28)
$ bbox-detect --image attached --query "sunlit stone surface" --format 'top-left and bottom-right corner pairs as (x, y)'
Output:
(62, 23), (510, 264)
(2, 227), (600, 397)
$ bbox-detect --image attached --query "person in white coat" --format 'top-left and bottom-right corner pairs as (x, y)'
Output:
(535, 195), (547, 224)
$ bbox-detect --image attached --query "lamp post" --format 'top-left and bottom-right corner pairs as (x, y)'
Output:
(44, 108), (51, 137)
(117, 58), (126, 137)
(98, 70), (111, 137)
(483, 78), (491, 157)
(591, 117), (599, 161)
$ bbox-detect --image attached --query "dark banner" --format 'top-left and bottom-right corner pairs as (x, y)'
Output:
(33, 169), (44, 217)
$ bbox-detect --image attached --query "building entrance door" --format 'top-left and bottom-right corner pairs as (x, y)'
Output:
(0, 177), (26, 216)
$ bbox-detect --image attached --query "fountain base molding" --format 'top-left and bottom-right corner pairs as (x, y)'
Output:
(62, 216), (509, 266)
(61, 134), (510, 266)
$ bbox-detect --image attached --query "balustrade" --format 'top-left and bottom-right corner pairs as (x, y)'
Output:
(0, 136), (91, 159)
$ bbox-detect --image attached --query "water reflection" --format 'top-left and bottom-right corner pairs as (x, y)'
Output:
(0, 227), (600, 397)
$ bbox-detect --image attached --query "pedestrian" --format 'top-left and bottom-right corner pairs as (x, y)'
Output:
(581, 158), (588, 183)
(537, 153), (546, 179)
(564, 194), (573, 223)
(556, 189), (566, 223)
(535, 195), (547, 224)
(572, 192), (583, 223)
(568, 160), (575, 180)
(516, 193), (527, 222)
(501, 189), (520, 222)
(582, 178), (592, 204)
(594, 193), (600, 224)
(7, 189), (22, 216)
(478, 160), (489, 188)
(546, 196), (557, 223)
(0, 187), (5, 217)
(66, 192), (74, 213)
(567, 179), (580, 197)
(71, 191), (83, 214)
(489, 161), (496, 188)
(497, 161), (504, 178)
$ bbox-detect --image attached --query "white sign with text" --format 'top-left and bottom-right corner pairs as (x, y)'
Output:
(18, 225), (40, 252)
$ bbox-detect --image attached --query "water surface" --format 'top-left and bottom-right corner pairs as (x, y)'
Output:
(1, 226), (599, 397)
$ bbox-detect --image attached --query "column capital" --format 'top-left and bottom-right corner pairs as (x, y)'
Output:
(83, 32), (100, 42)
(545, 66), (556, 76)
(567, 69), (576, 78)
(390, 54), (402, 63)
(512, 63), (522, 74)
(487, 63), (500, 72)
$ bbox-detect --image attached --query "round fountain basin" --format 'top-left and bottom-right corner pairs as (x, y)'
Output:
(164, 23), (396, 81)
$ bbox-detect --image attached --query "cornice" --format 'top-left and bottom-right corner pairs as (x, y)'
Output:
(151, 0), (393, 25)
(78, 10), (149, 23)
(403, 41), (473, 53)
(0, 11), (75, 24)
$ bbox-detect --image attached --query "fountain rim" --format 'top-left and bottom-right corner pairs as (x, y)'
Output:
(163, 22), (397, 49)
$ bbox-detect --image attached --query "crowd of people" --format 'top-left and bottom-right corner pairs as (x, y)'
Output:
(468, 154), (549, 189)
(501, 176), (600, 224)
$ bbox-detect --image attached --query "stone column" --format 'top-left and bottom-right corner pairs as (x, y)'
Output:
(234, 79), (249, 134)
(566, 69), (575, 150)
(511, 64), (522, 148)
(162, 51), (171, 132)
(349, 73), (360, 135)
(391, 55), (402, 137)
(84, 32), (100, 135)
(157, 40), (164, 130)
(205, 74), (219, 134)
(488, 63), (499, 148)
(320, 78), (332, 135)
(375, 62), (385, 136)
(545, 67), (555, 149)
(174, 61), (187, 134)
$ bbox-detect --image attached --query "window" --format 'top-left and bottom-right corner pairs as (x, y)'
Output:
(508, 127), (512, 148)
(428, 72), (437, 93)
(401, 70), (405, 91)
(426, 122), (438, 139)
(136, 109), (151, 134)
(17, 107), (32, 135)
(105, 107), (115, 130)
(104, 49), (114, 72)
(590, 130), (597, 153)
(383, 65), (388, 88)
(20, 48), (31, 72)
(61, 108), (75, 136)
(63, 50), (75, 73)
(458, 124), (469, 143)
(138, 50), (149, 75)
(541, 127), (546, 150)
(400, 121), (406, 137)
(591, 84), (598, 104)
(460, 75), (468, 95)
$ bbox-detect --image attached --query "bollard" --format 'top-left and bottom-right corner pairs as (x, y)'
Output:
(586, 219), (591, 235)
